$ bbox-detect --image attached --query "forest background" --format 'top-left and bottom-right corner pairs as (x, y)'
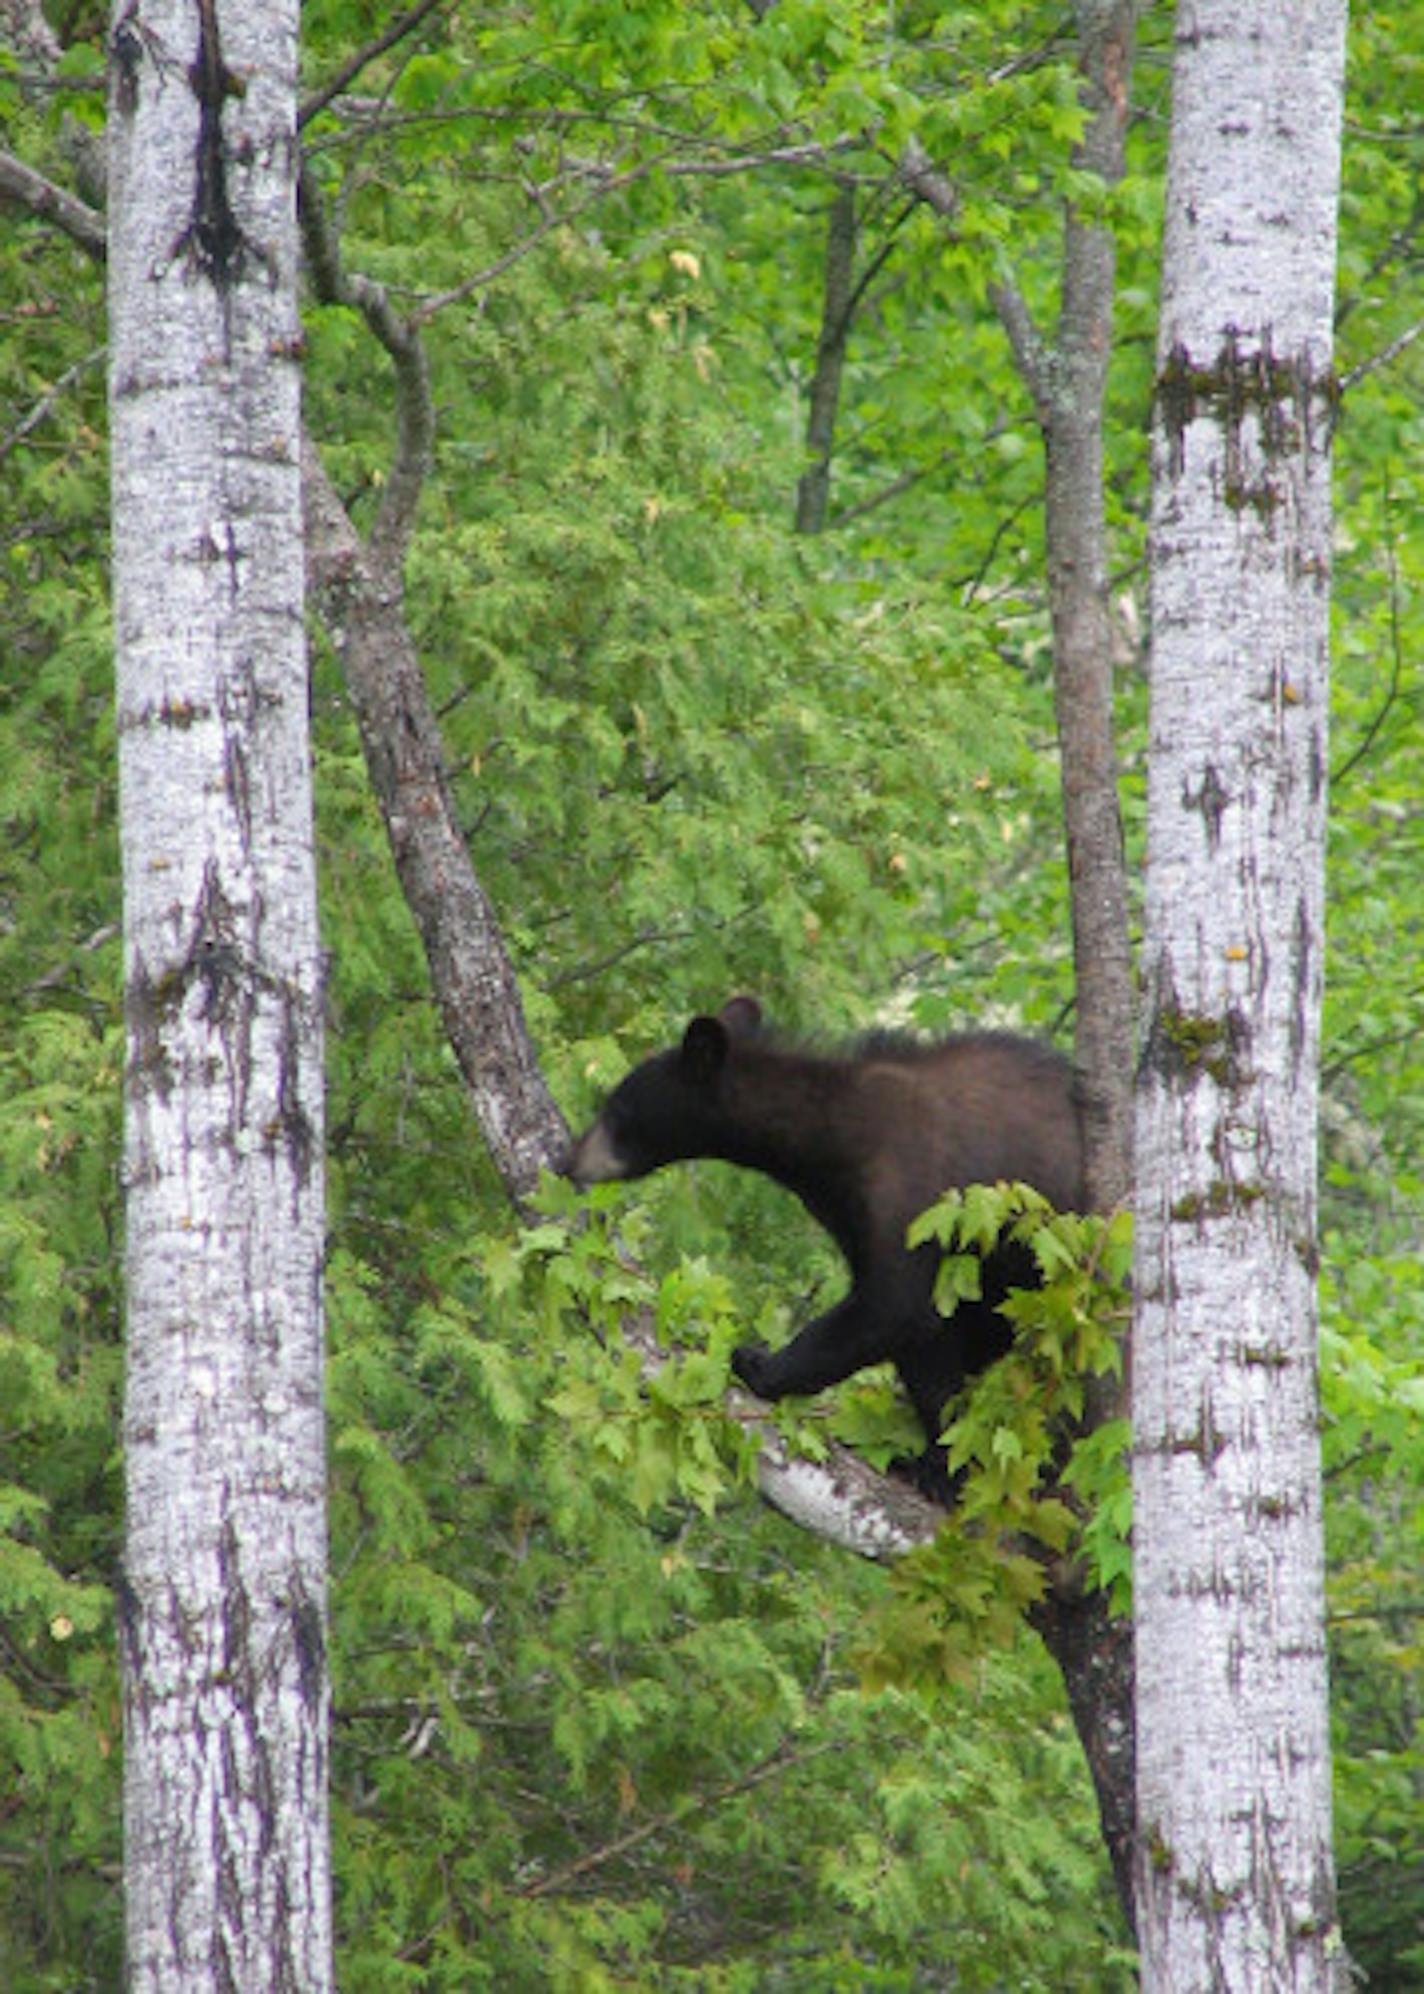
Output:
(2, 2), (1421, 1987)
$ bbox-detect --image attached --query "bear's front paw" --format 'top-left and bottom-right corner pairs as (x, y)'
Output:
(731, 1341), (778, 1400)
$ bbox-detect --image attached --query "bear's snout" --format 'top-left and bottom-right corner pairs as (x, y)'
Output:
(561, 1121), (627, 1188)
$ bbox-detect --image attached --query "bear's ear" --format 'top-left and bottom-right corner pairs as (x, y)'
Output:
(681, 1015), (730, 1085)
(718, 995), (762, 1038)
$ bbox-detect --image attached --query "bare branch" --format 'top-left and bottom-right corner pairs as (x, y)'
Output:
(1331, 486), (1409, 787)
(302, 427), (567, 1203)
(299, 166), (433, 568)
(0, 344), (105, 465)
(796, 182), (857, 534)
(827, 448), (959, 532)
(896, 137), (1060, 419)
(518, 1737), (839, 1899)
(0, 147), (105, 259)
(411, 151), (673, 323)
(304, 95), (857, 177)
(989, 276), (1054, 413)
(298, 0), (449, 131)
(1339, 316), (1424, 392)
(665, 137), (861, 178)
(895, 135), (958, 219)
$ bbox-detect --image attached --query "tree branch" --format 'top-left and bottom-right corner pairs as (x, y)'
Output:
(988, 276), (1054, 417)
(1331, 492), (1407, 786)
(1339, 315), (1424, 392)
(0, 147), (105, 259)
(895, 136), (958, 220)
(611, 1297), (941, 1558)
(0, 344), (106, 465)
(410, 151), (674, 324)
(299, 421), (944, 1556)
(302, 428), (564, 1203)
(899, 9), (1141, 1928)
(299, 165), (433, 570)
(517, 1736), (839, 1899)
(298, 0), (450, 131)
(796, 181), (857, 534)
(826, 447), (959, 532)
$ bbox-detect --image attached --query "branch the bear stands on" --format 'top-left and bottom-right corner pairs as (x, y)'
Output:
(562, 996), (1089, 1493)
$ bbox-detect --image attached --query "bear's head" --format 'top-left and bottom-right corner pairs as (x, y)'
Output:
(561, 996), (763, 1185)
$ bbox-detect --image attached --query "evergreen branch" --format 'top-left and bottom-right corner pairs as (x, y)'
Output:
(406, 135), (859, 325)
(304, 97), (857, 177)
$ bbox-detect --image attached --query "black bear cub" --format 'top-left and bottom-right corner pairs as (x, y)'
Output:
(562, 997), (1086, 1484)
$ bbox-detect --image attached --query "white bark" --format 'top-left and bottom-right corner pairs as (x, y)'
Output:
(1133, 3), (1346, 1986)
(109, 3), (330, 1987)
(612, 1305), (941, 1558)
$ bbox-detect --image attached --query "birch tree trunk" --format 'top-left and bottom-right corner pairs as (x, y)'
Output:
(1133, 3), (1347, 1983)
(109, 3), (330, 1986)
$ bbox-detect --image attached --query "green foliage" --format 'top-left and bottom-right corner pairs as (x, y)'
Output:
(317, 1157), (1128, 1990)
(0, 106), (123, 1959)
(1321, 27), (1424, 1972)
(1320, 1248), (1424, 1986)
(862, 1188), (1131, 1694)
(0, 1002), (123, 1989)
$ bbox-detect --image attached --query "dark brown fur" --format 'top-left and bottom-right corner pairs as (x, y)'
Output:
(562, 998), (1087, 1485)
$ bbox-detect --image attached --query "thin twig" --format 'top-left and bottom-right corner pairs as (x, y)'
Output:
(411, 151), (674, 323)
(1332, 481), (1409, 786)
(517, 1739), (835, 1899)
(1339, 317), (1424, 393)
(298, 0), (449, 131)
(0, 346), (105, 466)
